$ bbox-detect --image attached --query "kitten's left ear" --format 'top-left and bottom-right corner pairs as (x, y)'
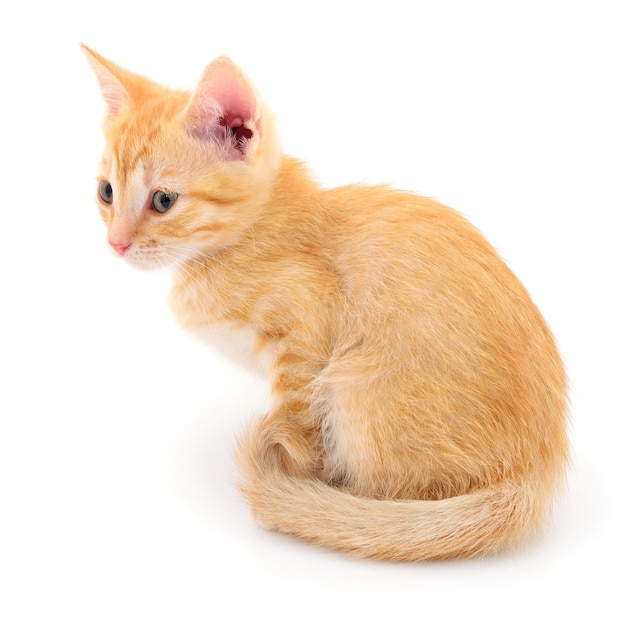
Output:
(186, 56), (261, 160)
(81, 44), (129, 117)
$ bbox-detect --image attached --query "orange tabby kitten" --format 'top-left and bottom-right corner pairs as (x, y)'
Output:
(83, 45), (568, 561)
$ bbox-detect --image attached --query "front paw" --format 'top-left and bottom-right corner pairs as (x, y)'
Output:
(250, 413), (322, 478)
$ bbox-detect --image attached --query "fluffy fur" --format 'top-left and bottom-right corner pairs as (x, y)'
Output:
(83, 45), (568, 561)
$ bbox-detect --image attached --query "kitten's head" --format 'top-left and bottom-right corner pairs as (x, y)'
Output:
(82, 45), (281, 268)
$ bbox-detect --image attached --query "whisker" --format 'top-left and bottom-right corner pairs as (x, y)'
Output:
(145, 241), (251, 320)
(161, 249), (210, 313)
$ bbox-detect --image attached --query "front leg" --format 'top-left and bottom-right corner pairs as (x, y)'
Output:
(240, 341), (324, 479)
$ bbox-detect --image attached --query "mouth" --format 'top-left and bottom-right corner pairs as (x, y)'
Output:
(114, 241), (171, 269)
(110, 237), (205, 270)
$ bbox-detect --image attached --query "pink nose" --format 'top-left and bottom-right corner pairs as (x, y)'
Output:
(109, 241), (131, 256)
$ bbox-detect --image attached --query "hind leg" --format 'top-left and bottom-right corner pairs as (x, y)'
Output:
(322, 374), (474, 500)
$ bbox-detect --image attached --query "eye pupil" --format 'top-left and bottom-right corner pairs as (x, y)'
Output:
(152, 190), (178, 213)
(98, 180), (113, 204)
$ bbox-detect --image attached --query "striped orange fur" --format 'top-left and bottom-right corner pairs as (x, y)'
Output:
(83, 45), (569, 561)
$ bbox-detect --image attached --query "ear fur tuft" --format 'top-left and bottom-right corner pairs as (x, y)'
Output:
(81, 44), (129, 117)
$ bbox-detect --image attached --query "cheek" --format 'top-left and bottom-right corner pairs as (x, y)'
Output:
(149, 201), (237, 254)
(98, 204), (112, 227)
(154, 218), (189, 241)
(153, 201), (206, 239)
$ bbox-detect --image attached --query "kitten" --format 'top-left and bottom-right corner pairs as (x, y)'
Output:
(83, 45), (568, 561)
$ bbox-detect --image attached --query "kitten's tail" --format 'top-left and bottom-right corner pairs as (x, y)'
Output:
(236, 435), (556, 561)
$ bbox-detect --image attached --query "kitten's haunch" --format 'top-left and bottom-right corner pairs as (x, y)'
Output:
(83, 45), (568, 561)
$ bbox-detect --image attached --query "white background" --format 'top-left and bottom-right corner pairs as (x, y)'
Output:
(1, 1), (624, 624)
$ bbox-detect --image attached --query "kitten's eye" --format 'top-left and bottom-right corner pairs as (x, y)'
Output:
(152, 190), (178, 213)
(98, 180), (113, 204)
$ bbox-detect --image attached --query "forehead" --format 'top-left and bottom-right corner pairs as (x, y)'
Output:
(110, 114), (162, 186)
(104, 90), (189, 184)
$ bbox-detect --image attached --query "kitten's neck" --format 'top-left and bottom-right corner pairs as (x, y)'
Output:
(254, 154), (328, 247)
(169, 153), (329, 329)
(269, 155), (320, 205)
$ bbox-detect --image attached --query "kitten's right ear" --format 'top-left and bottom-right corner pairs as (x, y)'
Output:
(81, 44), (129, 117)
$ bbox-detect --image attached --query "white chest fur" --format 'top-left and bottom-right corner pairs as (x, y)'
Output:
(169, 268), (274, 377)
(190, 323), (273, 378)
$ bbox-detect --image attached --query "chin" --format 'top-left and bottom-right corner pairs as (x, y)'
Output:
(121, 250), (170, 270)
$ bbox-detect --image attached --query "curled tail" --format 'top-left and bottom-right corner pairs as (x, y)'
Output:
(236, 429), (556, 561)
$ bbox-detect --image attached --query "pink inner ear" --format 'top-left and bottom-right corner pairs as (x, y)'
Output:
(209, 70), (257, 123)
(98, 73), (127, 116)
(188, 57), (259, 156)
(219, 115), (254, 145)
